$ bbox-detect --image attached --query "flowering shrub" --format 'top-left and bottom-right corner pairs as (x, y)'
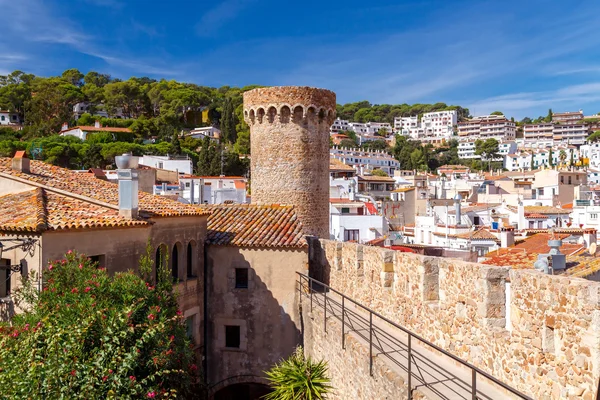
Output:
(0, 248), (199, 399)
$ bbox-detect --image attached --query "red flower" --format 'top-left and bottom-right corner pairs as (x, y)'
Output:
(147, 392), (156, 398)
(148, 314), (155, 320)
(67, 250), (73, 254)
(129, 376), (136, 381)
(48, 265), (53, 271)
(78, 264), (83, 270)
(84, 287), (92, 293)
(102, 376), (108, 382)
(71, 370), (76, 376)
(71, 288), (78, 293)
(108, 369), (113, 374)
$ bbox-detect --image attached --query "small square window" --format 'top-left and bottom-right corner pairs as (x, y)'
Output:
(225, 325), (240, 348)
(235, 268), (248, 289)
(186, 316), (195, 343)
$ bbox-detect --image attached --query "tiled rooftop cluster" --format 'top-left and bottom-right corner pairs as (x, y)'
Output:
(204, 204), (307, 248)
(0, 158), (208, 218)
(0, 188), (149, 232)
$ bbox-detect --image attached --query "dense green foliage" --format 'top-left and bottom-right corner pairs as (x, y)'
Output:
(0, 249), (199, 399)
(264, 347), (331, 400)
(336, 101), (470, 123)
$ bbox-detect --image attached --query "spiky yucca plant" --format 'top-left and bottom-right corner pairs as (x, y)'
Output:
(263, 347), (332, 400)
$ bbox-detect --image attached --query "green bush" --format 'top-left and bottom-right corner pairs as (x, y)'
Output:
(0, 249), (199, 399)
(264, 346), (331, 400)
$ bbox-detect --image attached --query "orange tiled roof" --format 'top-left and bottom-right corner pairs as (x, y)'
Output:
(0, 188), (149, 233)
(330, 158), (355, 172)
(205, 204), (306, 248)
(0, 158), (208, 218)
(456, 228), (499, 241)
(506, 205), (571, 215)
(62, 126), (132, 133)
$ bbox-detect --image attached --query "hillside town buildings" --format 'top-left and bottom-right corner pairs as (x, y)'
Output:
(457, 115), (516, 141)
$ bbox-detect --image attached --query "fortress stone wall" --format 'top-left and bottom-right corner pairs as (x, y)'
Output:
(311, 240), (600, 399)
(243, 87), (336, 238)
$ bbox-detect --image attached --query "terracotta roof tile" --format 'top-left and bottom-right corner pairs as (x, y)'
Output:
(0, 158), (208, 218)
(330, 158), (355, 172)
(0, 188), (149, 233)
(204, 204), (307, 248)
(506, 205), (571, 215)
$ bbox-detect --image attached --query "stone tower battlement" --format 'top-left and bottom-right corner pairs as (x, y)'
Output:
(243, 86), (336, 238)
(243, 86), (336, 127)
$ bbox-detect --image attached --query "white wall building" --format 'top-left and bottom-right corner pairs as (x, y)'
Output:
(0, 110), (21, 126)
(186, 126), (221, 141)
(330, 147), (400, 175)
(139, 155), (193, 175)
(421, 110), (457, 137)
(329, 198), (387, 243)
(553, 123), (588, 145)
(394, 116), (418, 134)
(330, 118), (350, 134)
(523, 123), (554, 143)
(458, 115), (515, 141)
(580, 143), (600, 169)
(458, 141), (479, 159)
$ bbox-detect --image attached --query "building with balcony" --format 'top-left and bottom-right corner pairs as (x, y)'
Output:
(330, 118), (350, 134)
(330, 147), (400, 175)
(523, 123), (554, 143)
(458, 115), (515, 141)
(552, 110), (583, 124)
(553, 123), (587, 145)
(329, 198), (387, 243)
(421, 110), (457, 137)
(0, 110), (21, 126)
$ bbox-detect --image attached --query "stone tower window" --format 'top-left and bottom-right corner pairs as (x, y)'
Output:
(225, 325), (241, 348)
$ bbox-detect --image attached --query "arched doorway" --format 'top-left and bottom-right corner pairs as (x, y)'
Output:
(172, 243), (179, 281)
(213, 383), (271, 400)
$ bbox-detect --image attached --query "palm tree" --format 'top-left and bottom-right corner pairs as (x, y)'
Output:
(264, 347), (332, 400)
(559, 150), (567, 166)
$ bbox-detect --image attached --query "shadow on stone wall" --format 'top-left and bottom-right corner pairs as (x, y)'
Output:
(307, 236), (330, 285)
(206, 246), (302, 400)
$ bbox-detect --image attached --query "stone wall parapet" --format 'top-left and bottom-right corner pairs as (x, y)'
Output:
(316, 239), (600, 399)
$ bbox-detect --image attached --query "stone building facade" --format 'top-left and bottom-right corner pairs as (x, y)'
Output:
(243, 86), (336, 238)
(309, 240), (600, 399)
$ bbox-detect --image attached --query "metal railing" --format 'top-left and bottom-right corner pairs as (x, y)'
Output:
(297, 273), (533, 400)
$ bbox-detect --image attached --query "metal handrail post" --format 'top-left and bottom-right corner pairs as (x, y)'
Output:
(341, 296), (345, 349)
(408, 334), (412, 400)
(369, 311), (373, 376)
(324, 288), (327, 333)
(472, 369), (477, 400)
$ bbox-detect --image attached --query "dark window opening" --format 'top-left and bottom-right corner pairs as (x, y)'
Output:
(186, 316), (195, 344)
(235, 268), (249, 289)
(172, 245), (179, 281)
(0, 259), (11, 297)
(225, 325), (241, 348)
(187, 243), (194, 278)
(341, 207), (350, 214)
(89, 254), (106, 268)
(344, 229), (360, 242)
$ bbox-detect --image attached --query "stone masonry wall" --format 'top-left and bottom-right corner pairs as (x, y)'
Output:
(302, 302), (413, 400)
(317, 240), (600, 399)
(243, 87), (336, 238)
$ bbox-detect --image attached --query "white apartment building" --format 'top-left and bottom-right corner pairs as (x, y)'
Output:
(330, 147), (400, 175)
(553, 123), (587, 145)
(330, 198), (387, 243)
(330, 118), (350, 134)
(457, 141), (478, 159)
(366, 122), (393, 135)
(186, 126), (221, 141)
(139, 155), (193, 175)
(0, 110), (21, 126)
(458, 115), (516, 141)
(421, 110), (457, 137)
(523, 123), (554, 143)
(503, 146), (579, 171)
(394, 116), (418, 133)
(552, 110), (583, 124)
(348, 122), (368, 135)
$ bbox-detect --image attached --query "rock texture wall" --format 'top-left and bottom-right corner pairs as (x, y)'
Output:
(243, 87), (336, 238)
(302, 303), (413, 400)
(315, 240), (600, 399)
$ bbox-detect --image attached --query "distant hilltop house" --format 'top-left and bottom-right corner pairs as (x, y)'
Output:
(59, 121), (132, 141)
(72, 102), (128, 120)
(185, 126), (221, 141)
(0, 110), (22, 128)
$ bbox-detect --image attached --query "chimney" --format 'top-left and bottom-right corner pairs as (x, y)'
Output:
(12, 151), (30, 174)
(584, 228), (597, 248)
(517, 197), (526, 230)
(95, 120), (101, 128)
(115, 153), (139, 219)
(500, 226), (515, 248)
(454, 193), (462, 225)
(61, 122), (68, 131)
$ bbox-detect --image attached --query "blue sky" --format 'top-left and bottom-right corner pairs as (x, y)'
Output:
(1, 0), (600, 119)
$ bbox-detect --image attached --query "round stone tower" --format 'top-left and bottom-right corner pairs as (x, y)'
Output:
(243, 86), (336, 238)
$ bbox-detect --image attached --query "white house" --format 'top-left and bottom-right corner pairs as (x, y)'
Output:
(186, 126), (221, 141)
(329, 198), (387, 243)
(139, 155), (193, 175)
(421, 110), (457, 137)
(330, 147), (400, 175)
(176, 175), (247, 204)
(0, 110), (21, 126)
(59, 121), (132, 140)
(73, 102), (128, 120)
(330, 118), (350, 134)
